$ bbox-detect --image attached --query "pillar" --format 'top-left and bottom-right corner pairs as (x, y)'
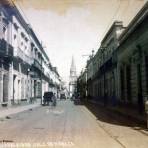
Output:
(0, 65), (3, 103)
(8, 62), (13, 105)
(116, 62), (121, 100)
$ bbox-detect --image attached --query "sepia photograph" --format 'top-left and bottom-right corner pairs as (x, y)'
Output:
(0, 0), (148, 147)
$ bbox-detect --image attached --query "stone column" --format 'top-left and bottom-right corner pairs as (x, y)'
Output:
(14, 75), (17, 103)
(0, 16), (3, 39)
(8, 21), (12, 45)
(116, 62), (121, 100)
(0, 64), (3, 103)
(8, 62), (13, 105)
(142, 54), (147, 99)
(124, 64), (128, 101)
(18, 79), (21, 103)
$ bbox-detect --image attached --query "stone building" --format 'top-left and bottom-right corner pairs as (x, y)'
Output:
(0, 1), (13, 105)
(98, 21), (125, 104)
(78, 69), (87, 98)
(79, 1), (148, 114)
(86, 21), (125, 103)
(0, 0), (62, 106)
(86, 56), (93, 99)
(117, 2), (148, 113)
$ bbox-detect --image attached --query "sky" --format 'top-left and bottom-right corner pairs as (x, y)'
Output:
(14, 0), (146, 84)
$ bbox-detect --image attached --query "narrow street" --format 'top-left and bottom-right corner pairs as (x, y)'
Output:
(0, 100), (147, 148)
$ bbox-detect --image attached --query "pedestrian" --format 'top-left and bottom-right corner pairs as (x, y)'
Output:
(52, 93), (57, 106)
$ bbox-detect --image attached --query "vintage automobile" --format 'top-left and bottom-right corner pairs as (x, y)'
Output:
(43, 91), (53, 105)
(60, 93), (66, 100)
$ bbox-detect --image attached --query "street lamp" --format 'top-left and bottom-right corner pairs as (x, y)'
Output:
(82, 49), (95, 101)
(27, 68), (31, 103)
(40, 43), (47, 105)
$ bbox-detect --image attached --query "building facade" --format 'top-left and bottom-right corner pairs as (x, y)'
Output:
(0, 0), (62, 106)
(85, 21), (125, 104)
(117, 2), (148, 113)
(77, 69), (87, 101)
(79, 2), (148, 114)
(98, 21), (125, 105)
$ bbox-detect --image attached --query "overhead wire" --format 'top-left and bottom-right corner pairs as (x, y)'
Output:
(100, 0), (121, 41)
(120, 0), (130, 21)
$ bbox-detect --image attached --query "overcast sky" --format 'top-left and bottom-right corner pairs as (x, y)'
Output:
(15, 0), (146, 84)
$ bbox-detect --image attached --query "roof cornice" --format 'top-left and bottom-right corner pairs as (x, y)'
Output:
(119, 1), (148, 45)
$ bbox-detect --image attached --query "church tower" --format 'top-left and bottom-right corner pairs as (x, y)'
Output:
(69, 56), (77, 97)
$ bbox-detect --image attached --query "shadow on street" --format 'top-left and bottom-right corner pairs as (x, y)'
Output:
(84, 102), (148, 132)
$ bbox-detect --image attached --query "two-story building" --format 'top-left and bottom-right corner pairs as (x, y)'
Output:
(79, 1), (148, 115)
(99, 21), (125, 105)
(117, 2), (148, 113)
(0, 1), (14, 105)
(86, 21), (125, 104)
(0, 0), (62, 106)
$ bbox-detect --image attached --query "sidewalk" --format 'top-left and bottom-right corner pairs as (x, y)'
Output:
(87, 99), (147, 125)
(85, 99), (148, 136)
(0, 101), (40, 119)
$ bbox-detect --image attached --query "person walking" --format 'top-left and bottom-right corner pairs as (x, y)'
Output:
(52, 93), (57, 106)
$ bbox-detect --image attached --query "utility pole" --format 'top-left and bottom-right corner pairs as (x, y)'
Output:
(40, 42), (46, 105)
(82, 50), (94, 101)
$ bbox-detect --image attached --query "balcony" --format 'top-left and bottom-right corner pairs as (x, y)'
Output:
(0, 39), (13, 57)
(33, 59), (42, 71)
(17, 48), (34, 65)
(49, 79), (55, 86)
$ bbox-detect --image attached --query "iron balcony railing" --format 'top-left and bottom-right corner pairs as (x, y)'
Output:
(0, 39), (13, 57)
(33, 59), (42, 71)
(17, 48), (34, 65)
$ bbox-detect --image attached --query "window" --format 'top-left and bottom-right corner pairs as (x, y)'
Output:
(14, 34), (17, 40)
(3, 26), (7, 40)
(14, 23), (19, 30)
(3, 27), (6, 33)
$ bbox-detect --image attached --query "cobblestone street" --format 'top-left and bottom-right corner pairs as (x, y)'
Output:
(0, 100), (147, 148)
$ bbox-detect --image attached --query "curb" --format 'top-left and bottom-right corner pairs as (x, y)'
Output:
(85, 100), (148, 136)
(88, 100), (146, 124)
(0, 103), (40, 119)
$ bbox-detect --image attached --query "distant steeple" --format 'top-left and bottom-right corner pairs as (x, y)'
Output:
(69, 56), (77, 96)
(70, 56), (76, 76)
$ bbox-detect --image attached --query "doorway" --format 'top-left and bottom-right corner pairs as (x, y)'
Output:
(137, 63), (144, 113)
(3, 74), (8, 102)
(13, 75), (16, 103)
(126, 65), (131, 102)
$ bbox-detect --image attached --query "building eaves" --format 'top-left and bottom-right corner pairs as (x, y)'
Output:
(52, 67), (60, 77)
(101, 21), (123, 45)
(28, 27), (49, 61)
(1, 0), (50, 62)
(2, 0), (30, 35)
(119, 1), (148, 45)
